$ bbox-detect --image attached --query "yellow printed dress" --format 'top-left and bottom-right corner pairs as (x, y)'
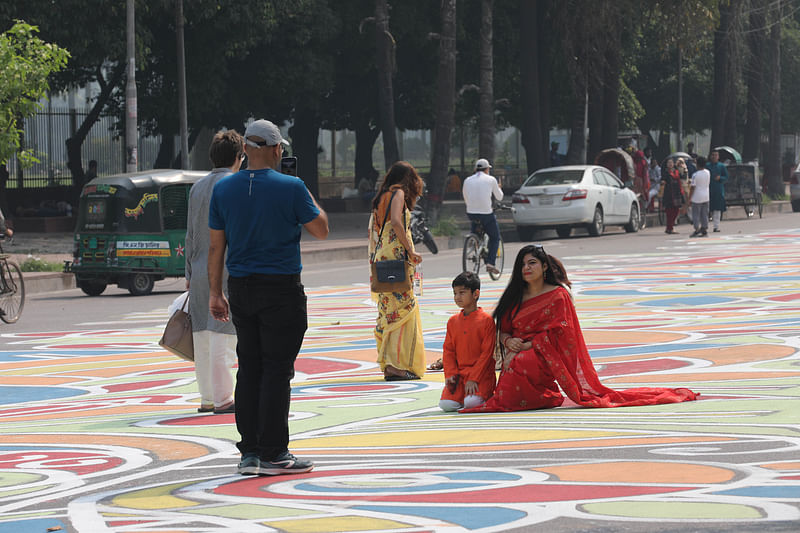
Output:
(368, 187), (426, 378)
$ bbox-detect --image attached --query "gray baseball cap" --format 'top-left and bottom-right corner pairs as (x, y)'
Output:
(244, 119), (289, 148)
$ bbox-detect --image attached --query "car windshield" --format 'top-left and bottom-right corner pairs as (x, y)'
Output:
(523, 170), (583, 187)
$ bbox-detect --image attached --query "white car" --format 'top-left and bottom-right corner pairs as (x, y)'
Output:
(511, 165), (641, 240)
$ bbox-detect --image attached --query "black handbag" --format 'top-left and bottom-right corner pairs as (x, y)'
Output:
(370, 190), (412, 293)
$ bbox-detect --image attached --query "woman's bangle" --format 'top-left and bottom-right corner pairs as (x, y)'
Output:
(503, 337), (511, 349)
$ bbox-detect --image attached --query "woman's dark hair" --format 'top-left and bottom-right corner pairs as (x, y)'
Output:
(372, 161), (424, 211)
(492, 244), (571, 323)
(209, 130), (244, 168)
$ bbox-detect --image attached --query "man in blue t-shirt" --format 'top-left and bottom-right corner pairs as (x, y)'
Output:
(208, 119), (328, 477)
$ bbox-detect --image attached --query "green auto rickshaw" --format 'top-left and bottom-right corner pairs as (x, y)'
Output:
(64, 169), (206, 296)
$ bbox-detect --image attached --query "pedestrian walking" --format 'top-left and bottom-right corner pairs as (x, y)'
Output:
(185, 130), (243, 414)
(208, 119), (329, 476)
(707, 150), (728, 232)
(659, 158), (685, 234)
(369, 161), (426, 381)
(689, 156), (710, 238)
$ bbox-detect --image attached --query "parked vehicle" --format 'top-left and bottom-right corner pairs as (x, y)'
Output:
(64, 170), (206, 296)
(511, 165), (641, 240)
(410, 204), (438, 254)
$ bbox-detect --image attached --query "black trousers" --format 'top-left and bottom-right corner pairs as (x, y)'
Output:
(228, 274), (307, 460)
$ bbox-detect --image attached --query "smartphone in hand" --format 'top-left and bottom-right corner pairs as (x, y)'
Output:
(280, 156), (298, 176)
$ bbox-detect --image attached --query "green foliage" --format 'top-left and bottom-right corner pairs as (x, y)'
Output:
(431, 216), (459, 237)
(19, 255), (62, 272)
(0, 21), (69, 166)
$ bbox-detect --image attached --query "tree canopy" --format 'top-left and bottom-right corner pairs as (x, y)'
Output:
(0, 21), (68, 166)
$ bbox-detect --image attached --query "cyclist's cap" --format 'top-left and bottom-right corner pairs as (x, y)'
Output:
(475, 158), (492, 170)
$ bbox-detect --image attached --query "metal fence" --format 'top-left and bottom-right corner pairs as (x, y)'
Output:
(5, 106), (161, 189)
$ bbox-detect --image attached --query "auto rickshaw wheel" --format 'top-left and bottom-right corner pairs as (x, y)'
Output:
(127, 273), (155, 296)
(78, 279), (107, 296)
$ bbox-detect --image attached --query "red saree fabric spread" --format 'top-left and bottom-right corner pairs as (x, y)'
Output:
(461, 286), (698, 412)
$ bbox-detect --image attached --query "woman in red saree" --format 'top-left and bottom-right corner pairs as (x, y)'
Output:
(462, 244), (698, 413)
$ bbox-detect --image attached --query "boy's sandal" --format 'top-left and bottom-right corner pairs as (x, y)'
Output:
(427, 358), (443, 371)
(385, 371), (420, 381)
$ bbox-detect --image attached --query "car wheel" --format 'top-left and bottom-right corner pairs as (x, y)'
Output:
(516, 225), (535, 241)
(624, 203), (640, 233)
(587, 206), (604, 236)
(792, 199), (800, 213)
(127, 273), (155, 296)
(555, 226), (572, 238)
(78, 279), (107, 296)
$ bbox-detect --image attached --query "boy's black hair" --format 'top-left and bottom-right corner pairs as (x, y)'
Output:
(452, 271), (480, 292)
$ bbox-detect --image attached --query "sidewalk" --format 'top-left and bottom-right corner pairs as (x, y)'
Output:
(10, 199), (792, 294)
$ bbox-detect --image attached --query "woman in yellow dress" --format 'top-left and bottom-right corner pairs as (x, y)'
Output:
(369, 161), (426, 380)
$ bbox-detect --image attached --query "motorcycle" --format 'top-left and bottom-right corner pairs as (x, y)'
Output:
(410, 204), (438, 254)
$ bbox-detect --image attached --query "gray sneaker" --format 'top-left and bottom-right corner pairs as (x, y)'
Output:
(259, 451), (314, 476)
(237, 454), (260, 475)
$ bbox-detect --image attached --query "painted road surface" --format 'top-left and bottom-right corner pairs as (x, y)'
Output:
(1, 229), (799, 532)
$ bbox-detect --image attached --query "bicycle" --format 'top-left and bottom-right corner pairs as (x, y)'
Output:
(462, 206), (508, 281)
(0, 237), (24, 323)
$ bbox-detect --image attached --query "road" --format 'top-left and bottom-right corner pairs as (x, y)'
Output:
(10, 209), (797, 332)
(1, 209), (799, 532)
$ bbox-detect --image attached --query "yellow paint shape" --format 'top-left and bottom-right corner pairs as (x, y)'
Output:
(264, 516), (411, 533)
(3, 434), (209, 460)
(581, 500), (763, 519)
(0, 376), (77, 385)
(294, 429), (629, 449)
(293, 435), (735, 455)
(760, 462), (800, 471)
(538, 461), (735, 483)
(112, 482), (198, 509)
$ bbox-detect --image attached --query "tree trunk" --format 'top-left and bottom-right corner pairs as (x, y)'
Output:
(520, 0), (544, 173)
(154, 129), (176, 168)
(587, 73), (604, 162)
(66, 66), (124, 186)
(711, 1), (742, 150)
(289, 107), (321, 198)
(537, 0), (551, 166)
(565, 79), (587, 164)
(742, 4), (765, 163)
(600, 42), (621, 151)
(478, 0), (495, 162)
(428, 0), (457, 219)
(764, 0), (783, 196)
(375, 0), (399, 170)
(354, 119), (380, 188)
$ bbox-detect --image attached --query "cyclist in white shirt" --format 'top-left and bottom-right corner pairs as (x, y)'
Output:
(462, 158), (503, 275)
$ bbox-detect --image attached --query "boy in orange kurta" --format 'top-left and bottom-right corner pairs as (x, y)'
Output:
(439, 272), (497, 412)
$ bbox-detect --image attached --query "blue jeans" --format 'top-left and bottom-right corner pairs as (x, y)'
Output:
(228, 274), (307, 461)
(467, 213), (500, 267)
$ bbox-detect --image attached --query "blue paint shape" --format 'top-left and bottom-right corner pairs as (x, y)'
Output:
(294, 481), (484, 493)
(636, 296), (735, 307)
(354, 505), (526, 530)
(0, 385), (84, 405)
(590, 343), (728, 358)
(0, 519), (66, 533)
(442, 471), (521, 481)
(0, 349), (135, 363)
(713, 486), (800, 498)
